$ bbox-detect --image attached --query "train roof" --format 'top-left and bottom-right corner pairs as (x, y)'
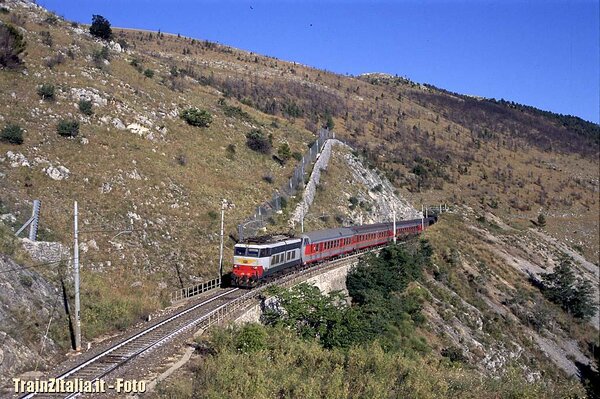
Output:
(302, 227), (355, 242)
(238, 234), (300, 245)
(351, 219), (422, 233)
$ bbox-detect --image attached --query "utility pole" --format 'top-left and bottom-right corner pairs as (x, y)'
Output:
(73, 201), (81, 351)
(218, 199), (226, 280)
(421, 204), (424, 231)
(301, 206), (304, 233)
(392, 209), (396, 244)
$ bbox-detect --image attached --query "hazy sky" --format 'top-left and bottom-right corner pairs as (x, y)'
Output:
(38, 0), (600, 123)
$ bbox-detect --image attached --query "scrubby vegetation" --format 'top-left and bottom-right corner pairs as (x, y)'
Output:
(245, 129), (272, 154)
(180, 107), (212, 127)
(1, 123), (24, 144)
(538, 257), (598, 321)
(0, 23), (26, 68)
(37, 83), (55, 100)
(56, 119), (79, 137)
(155, 240), (583, 398)
(78, 99), (93, 116)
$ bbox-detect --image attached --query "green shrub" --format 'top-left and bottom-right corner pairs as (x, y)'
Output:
(292, 151), (303, 161)
(93, 46), (109, 61)
(143, 68), (154, 78)
(180, 107), (212, 127)
(235, 324), (267, 353)
(129, 57), (142, 72)
(277, 143), (291, 163)
(57, 119), (79, 137)
(37, 83), (55, 100)
(540, 257), (598, 320)
(245, 129), (271, 154)
(89, 14), (112, 40)
(225, 143), (236, 159)
(44, 14), (59, 25)
(325, 113), (335, 130)
(78, 99), (93, 116)
(39, 30), (52, 47)
(537, 213), (546, 227)
(1, 124), (24, 144)
(19, 274), (33, 288)
(0, 23), (26, 68)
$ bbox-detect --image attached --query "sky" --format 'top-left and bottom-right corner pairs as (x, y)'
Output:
(38, 0), (600, 124)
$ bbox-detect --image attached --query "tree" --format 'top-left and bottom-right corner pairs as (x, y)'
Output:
(1, 124), (24, 144)
(0, 23), (26, 68)
(541, 257), (598, 321)
(89, 15), (112, 40)
(325, 113), (335, 130)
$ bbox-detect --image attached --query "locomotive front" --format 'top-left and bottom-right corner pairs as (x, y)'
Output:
(232, 235), (303, 288)
(232, 244), (271, 287)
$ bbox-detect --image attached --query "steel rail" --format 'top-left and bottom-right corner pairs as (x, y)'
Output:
(18, 243), (391, 399)
(20, 288), (238, 399)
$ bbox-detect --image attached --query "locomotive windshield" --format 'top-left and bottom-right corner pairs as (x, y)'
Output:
(234, 246), (268, 257)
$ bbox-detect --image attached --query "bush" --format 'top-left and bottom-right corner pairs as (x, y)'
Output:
(225, 143), (236, 159)
(1, 123), (24, 144)
(56, 119), (79, 137)
(325, 113), (335, 130)
(44, 14), (59, 25)
(537, 213), (546, 227)
(19, 274), (33, 288)
(245, 129), (271, 154)
(129, 57), (142, 70)
(180, 107), (212, 127)
(43, 53), (65, 68)
(89, 14), (112, 40)
(143, 68), (154, 78)
(0, 23), (26, 68)
(277, 143), (291, 164)
(292, 151), (303, 161)
(78, 99), (93, 116)
(540, 257), (598, 320)
(93, 46), (110, 61)
(37, 83), (55, 100)
(235, 324), (267, 353)
(39, 30), (52, 47)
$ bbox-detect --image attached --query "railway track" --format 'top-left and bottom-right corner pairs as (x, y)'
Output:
(17, 248), (375, 399)
(19, 288), (243, 399)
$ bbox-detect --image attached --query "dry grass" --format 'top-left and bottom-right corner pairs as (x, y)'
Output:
(0, 2), (597, 342)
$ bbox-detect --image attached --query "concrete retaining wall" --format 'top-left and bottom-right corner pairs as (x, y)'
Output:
(233, 260), (358, 325)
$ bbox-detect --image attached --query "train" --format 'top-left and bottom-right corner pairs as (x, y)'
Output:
(231, 216), (437, 288)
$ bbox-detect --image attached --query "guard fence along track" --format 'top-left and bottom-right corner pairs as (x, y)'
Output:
(19, 248), (375, 399)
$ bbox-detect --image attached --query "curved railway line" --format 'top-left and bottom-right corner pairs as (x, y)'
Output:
(17, 248), (377, 399)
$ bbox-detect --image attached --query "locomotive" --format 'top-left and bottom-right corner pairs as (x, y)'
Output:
(232, 216), (437, 288)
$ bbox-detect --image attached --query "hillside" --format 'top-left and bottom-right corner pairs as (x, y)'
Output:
(0, 0), (598, 394)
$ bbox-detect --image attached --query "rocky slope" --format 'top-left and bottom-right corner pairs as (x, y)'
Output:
(0, 0), (597, 394)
